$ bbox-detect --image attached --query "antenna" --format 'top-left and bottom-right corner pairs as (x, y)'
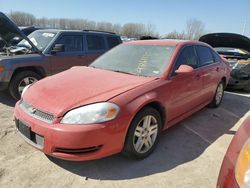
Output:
(242, 18), (246, 35)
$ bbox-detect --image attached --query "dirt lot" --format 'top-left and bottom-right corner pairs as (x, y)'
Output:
(0, 91), (249, 188)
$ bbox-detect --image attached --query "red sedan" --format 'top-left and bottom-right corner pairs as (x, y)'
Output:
(14, 40), (230, 161)
(217, 115), (250, 188)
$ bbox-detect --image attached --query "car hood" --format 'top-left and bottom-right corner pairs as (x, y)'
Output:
(23, 66), (156, 117)
(0, 12), (40, 53)
(199, 33), (250, 53)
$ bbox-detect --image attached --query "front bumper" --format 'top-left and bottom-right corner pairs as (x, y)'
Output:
(14, 102), (129, 161)
(217, 156), (239, 188)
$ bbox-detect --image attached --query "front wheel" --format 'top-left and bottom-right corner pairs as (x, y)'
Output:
(9, 71), (41, 100)
(208, 81), (224, 108)
(122, 107), (162, 159)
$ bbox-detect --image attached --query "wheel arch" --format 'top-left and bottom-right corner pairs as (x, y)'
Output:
(221, 76), (227, 88)
(125, 94), (167, 132)
(140, 101), (166, 129)
(11, 66), (46, 81)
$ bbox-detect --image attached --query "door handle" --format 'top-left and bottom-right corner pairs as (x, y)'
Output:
(216, 67), (220, 72)
(202, 73), (209, 77)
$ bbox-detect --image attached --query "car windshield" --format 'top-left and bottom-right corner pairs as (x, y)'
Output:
(90, 44), (175, 77)
(17, 30), (56, 52)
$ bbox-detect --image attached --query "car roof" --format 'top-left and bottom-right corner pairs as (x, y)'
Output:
(126, 39), (209, 47)
(35, 29), (119, 36)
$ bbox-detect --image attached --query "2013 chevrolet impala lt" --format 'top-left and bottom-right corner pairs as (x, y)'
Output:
(14, 40), (230, 161)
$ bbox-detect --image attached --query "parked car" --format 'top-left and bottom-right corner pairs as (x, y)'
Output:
(19, 26), (42, 36)
(217, 115), (250, 188)
(199, 33), (250, 92)
(0, 12), (122, 99)
(14, 39), (230, 161)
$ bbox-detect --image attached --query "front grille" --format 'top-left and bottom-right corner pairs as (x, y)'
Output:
(54, 145), (102, 154)
(20, 100), (55, 123)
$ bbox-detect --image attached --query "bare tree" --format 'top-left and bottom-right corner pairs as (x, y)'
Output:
(9, 11), (36, 26)
(165, 30), (186, 39)
(7, 11), (158, 38)
(96, 22), (114, 32)
(112, 23), (122, 34)
(122, 23), (147, 38)
(185, 19), (205, 40)
(144, 23), (156, 36)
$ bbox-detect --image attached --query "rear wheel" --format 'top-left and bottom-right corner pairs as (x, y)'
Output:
(122, 107), (162, 159)
(208, 81), (224, 108)
(9, 71), (41, 100)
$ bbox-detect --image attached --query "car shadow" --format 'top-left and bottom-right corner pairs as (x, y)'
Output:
(47, 124), (211, 180)
(0, 92), (16, 107)
(45, 92), (249, 180)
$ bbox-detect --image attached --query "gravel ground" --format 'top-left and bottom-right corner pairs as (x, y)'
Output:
(0, 91), (249, 188)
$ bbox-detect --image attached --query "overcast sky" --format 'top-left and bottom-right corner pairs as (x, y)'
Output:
(1, 0), (250, 37)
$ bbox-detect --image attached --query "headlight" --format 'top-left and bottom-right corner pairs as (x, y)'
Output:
(235, 138), (250, 187)
(21, 84), (31, 97)
(61, 102), (120, 124)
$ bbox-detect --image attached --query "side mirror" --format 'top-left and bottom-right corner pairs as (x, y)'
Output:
(175, 64), (194, 74)
(51, 44), (65, 54)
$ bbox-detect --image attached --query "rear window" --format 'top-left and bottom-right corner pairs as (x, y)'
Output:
(107, 36), (120, 49)
(196, 46), (214, 66)
(86, 35), (105, 51)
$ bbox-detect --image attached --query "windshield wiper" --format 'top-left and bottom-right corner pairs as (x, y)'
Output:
(112, 69), (136, 76)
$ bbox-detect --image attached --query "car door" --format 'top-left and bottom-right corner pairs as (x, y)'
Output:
(49, 34), (85, 74)
(195, 45), (221, 102)
(166, 46), (203, 123)
(85, 34), (108, 64)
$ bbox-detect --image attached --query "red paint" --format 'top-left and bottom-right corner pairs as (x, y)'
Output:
(217, 116), (250, 188)
(14, 40), (230, 161)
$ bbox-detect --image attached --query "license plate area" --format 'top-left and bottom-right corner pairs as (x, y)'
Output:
(16, 119), (31, 139)
(15, 118), (44, 149)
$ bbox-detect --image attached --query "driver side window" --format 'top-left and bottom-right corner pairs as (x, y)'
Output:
(172, 46), (198, 76)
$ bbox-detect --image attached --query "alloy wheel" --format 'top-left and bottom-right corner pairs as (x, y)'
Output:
(18, 77), (37, 95)
(215, 83), (224, 105)
(133, 115), (158, 154)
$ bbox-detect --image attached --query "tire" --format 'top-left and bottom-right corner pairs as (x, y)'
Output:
(122, 107), (162, 159)
(208, 81), (224, 108)
(9, 71), (41, 100)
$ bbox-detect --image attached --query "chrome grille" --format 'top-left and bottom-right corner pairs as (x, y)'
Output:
(20, 100), (54, 123)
